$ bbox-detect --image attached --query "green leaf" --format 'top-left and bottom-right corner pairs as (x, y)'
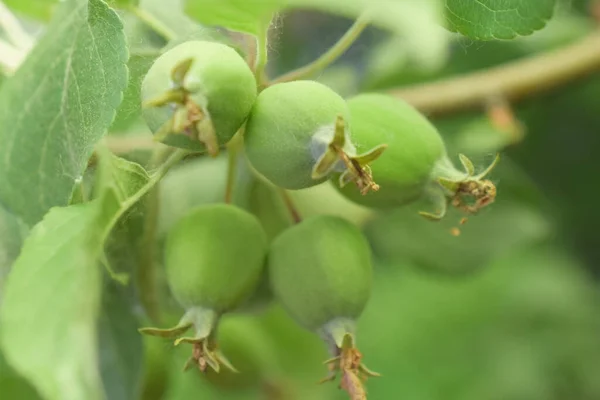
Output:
(184, 0), (279, 35)
(0, 351), (41, 400)
(185, 0), (446, 40)
(98, 282), (144, 400)
(108, 0), (140, 7)
(0, 0), (128, 226)
(94, 149), (150, 204)
(111, 54), (156, 132)
(365, 200), (552, 275)
(0, 205), (27, 295)
(4, 0), (58, 21)
(445, 0), (556, 40)
(0, 202), (106, 400)
(0, 153), (151, 400)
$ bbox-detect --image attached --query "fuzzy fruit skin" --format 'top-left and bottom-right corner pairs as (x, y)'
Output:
(337, 93), (445, 208)
(244, 80), (351, 189)
(165, 204), (267, 313)
(141, 40), (257, 151)
(268, 215), (372, 331)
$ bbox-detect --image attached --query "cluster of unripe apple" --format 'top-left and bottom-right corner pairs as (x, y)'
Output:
(138, 40), (499, 395)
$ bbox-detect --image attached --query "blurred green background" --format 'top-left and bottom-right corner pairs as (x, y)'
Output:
(3, 0), (600, 399)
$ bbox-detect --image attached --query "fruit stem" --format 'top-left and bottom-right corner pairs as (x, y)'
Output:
(254, 18), (271, 86)
(269, 14), (370, 85)
(126, 5), (177, 42)
(136, 182), (161, 324)
(278, 188), (302, 224)
(224, 133), (243, 204)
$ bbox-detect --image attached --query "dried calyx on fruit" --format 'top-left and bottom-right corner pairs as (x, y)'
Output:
(339, 93), (499, 221)
(139, 204), (267, 373)
(141, 40), (257, 155)
(244, 80), (387, 193)
(268, 215), (379, 399)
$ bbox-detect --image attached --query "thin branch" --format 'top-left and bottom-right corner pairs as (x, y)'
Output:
(278, 188), (302, 224)
(269, 14), (370, 85)
(389, 29), (600, 116)
(224, 134), (243, 204)
(254, 19), (271, 85)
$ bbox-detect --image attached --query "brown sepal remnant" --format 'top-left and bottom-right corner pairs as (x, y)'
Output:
(319, 334), (380, 400)
(143, 57), (219, 156)
(420, 153), (500, 230)
(312, 114), (387, 195)
(178, 337), (237, 374)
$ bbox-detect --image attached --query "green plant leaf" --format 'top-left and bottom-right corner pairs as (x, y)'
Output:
(98, 282), (144, 400)
(0, 205), (27, 296)
(4, 0), (58, 21)
(110, 54), (156, 132)
(445, 0), (556, 40)
(0, 153), (151, 400)
(0, 0), (128, 226)
(184, 0), (279, 35)
(0, 202), (107, 400)
(365, 200), (552, 275)
(0, 351), (41, 400)
(108, 0), (140, 7)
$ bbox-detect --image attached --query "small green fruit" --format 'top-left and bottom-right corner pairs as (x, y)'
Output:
(139, 204), (267, 374)
(244, 80), (387, 192)
(268, 216), (371, 331)
(339, 93), (500, 221)
(268, 215), (378, 395)
(339, 93), (445, 207)
(164, 204), (267, 312)
(141, 40), (257, 155)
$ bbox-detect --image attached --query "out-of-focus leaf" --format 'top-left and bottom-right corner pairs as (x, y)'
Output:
(515, 11), (594, 51)
(0, 351), (41, 400)
(98, 282), (144, 400)
(185, 0), (446, 41)
(446, 115), (524, 155)
(0, 205), (27, 297)
(0, 202), (106, 400)
(358, 247), (600, 399)
(365, 199), (552, 274)
(0, 0), (128, 225)
(4, 0), (58, 21)
(108, 0), (140, 7)
(184, 0), (279, 35)
(445, 0), (556, 40)
(143, 0), (212, 38)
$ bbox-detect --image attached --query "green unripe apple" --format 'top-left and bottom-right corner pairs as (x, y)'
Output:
(338, 93), (500, 222)
(165, 204), (267, 313)
(141, 40), (257, 155)
(338, 93), (445, 208)
(244, 80), (387, 192)
(268, 215), (372, 332)
(139, 204), (268, 374)
(268, 215), (379, 395)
